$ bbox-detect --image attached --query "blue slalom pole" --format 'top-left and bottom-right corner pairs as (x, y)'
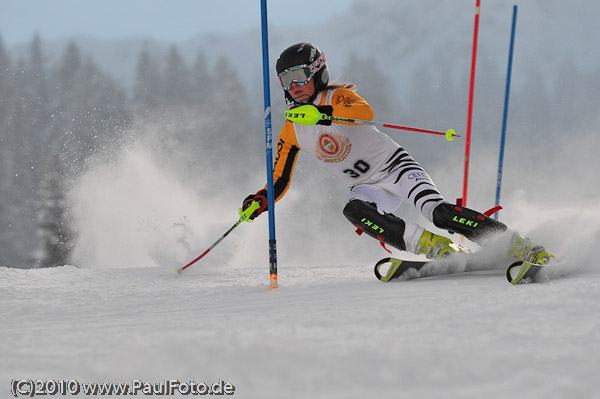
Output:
(260, 0), (278, 288)
(495, 5), (518, 220)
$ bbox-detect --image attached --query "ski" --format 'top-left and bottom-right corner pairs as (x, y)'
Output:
(374, 256), (472, 282)
(374, 258), (426, 282)
(505, 261), (548, 285)
(375, 257), (556, 284)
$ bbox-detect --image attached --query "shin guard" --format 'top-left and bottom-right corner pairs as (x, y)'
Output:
(432, 202), (507, 243)
(343, 199), (407, 251)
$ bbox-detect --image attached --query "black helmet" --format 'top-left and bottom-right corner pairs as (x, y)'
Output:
(276, 42), (329, 104)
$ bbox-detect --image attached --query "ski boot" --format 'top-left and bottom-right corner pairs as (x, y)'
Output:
(508, 232), (556, 265)
(415, 230), (469, 260)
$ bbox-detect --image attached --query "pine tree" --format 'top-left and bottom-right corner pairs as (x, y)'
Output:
(0, 33), (13, 123)
(164, 44), (192, 107)
(34, 152), (75, 268)
(24, 34), (52, 171)
(0, 33), (14, 189)
(0, 33), (18, 266)
(190, 49), (213, 107)
(51, 41), (131, 170)
(133, 45), (162, 114)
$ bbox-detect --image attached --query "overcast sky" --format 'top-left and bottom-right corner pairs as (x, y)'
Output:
(0, 0), (354, 46)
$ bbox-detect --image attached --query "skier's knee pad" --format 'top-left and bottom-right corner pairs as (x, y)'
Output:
(343, 199), (407, 250)
(432, 202), (507, 243)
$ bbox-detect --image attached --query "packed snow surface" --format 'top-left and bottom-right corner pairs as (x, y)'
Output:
(2, 260), (599, 398)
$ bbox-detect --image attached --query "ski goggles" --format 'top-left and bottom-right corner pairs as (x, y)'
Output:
(278, 53), (326, 91)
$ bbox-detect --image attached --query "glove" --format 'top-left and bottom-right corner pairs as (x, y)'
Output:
(315, 105), (333, 126)
(242, 189), (268, 220)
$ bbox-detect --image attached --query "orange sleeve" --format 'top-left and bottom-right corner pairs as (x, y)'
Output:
(263, 121), (300, 203)
(321, 88), (374, 124)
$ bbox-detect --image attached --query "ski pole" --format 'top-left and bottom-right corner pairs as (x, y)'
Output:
(285, 104), (459, 142)
(174, 201), (261, 274)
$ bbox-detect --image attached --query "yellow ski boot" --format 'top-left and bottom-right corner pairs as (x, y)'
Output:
(415, 230), (469, 260)
(508, 233), (556, 265)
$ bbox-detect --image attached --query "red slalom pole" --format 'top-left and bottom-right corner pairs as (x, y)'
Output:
(368, 120), (456, 138)
(462, 0), (481, 206)
(332, 116), (458, 141)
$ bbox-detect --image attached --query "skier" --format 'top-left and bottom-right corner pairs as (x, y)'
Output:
(242, 42), (554, 265)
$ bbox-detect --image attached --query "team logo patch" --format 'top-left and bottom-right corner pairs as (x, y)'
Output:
(315, 132), (351, 163)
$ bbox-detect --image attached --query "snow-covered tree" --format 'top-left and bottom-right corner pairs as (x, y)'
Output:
(164, 44), (192, 107)
(190, 49), (213, 107)
(33, 152), (75, 268)
(133, 45), (162, 114)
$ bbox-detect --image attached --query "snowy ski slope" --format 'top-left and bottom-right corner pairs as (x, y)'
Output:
(2, 260), (599, 398)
